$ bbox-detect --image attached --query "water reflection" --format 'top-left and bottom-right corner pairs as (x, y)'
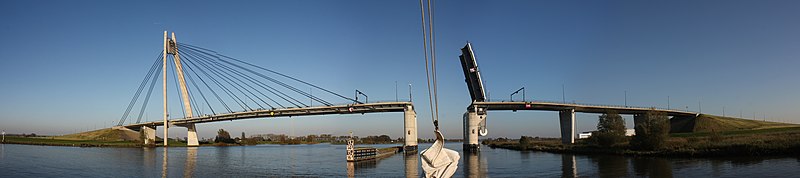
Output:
(161, 148), (168, 178)
(561, 154), (577, 178)
(464, 152), (483, 178)
(347, 159), (381, 177)
(184, 147), (197, 177)
(588, 155), (628, 177)
(404, 153), (419, 178)
(142, 148), (156, 176)
(631, 157), (673, 177)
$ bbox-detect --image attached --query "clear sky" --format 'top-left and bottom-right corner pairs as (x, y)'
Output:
(1, 1), (799, 140)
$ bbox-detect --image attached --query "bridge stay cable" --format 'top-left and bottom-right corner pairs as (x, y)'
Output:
(180, 51), (251, 111)
(181, 46), (318, 107)
(181, 48), (305, 108)
(117, 51), (164, 126)
(180, 43), (360, 105)
(181, 46), (321, 107)
(180, 48), (287, 109)
(134, 56), (164, 123)
(180, 53), (230, 113)
(179, 50), (265, 110)
(179, 57), (215, 115)
(182, 47), (332, 107)
(180, 50), (277, 109)
(168, 55), (187, 119)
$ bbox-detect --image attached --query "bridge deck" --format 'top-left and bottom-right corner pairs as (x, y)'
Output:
(471, 101), (697, 117)
(124, 102), (412, 129)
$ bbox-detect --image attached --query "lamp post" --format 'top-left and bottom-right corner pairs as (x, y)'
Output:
(624, 91), (627, 107)
(561, 84), (565, 103)
(355, 90), (368, 103)
(510, 87), (525, 102)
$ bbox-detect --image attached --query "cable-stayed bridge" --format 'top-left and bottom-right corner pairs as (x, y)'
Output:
(114, 32), (418, 150)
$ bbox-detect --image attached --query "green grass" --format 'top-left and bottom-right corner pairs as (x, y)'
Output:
(3, 136), (140, 147)
(671, 114), (797, 133)
(485, 125), (800, 157)
(672, 126), (800, 137)
(57, 128), (141, 141)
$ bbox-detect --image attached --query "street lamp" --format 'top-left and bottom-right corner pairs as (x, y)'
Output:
(510, 87), (525, 102)
(355, 90), (368, 103)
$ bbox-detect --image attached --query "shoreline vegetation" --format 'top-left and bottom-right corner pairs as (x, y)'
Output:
(0, 128), (426, 148)
(484, 113), (800, 157)
(5, 114), (798, 158)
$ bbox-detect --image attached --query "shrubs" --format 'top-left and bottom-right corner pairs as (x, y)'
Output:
(591, 111), (627, 147)
(215, 129), (235, 144)
(631, 111), (670, 150)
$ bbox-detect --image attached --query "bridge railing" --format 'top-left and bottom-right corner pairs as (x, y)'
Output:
(160, 99), (412, 120)
(485, 98), (696, 113)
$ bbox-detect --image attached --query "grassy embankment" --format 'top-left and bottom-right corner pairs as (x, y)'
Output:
(485, 114), (800, 157)
(2, 128), (187, 147)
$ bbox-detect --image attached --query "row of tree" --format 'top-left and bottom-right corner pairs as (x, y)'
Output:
(591, 110), (670, 150)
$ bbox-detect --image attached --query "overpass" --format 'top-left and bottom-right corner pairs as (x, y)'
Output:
(114, 32), (418, 150)
(458, 43), (699, 151)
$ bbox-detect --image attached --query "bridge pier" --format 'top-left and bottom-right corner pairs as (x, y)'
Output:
(559, 109), (575, 144)
(142, 126), (157, 145)
(463, 111), (485, 152)
(185, 124), (199, 146)
(404, 105), (418, 152)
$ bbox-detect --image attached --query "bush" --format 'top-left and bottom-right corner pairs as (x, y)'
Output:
(631, 111), (670, 150)
(519, 136), (530, 145)
(214, 129), (235, 144)
(591, 111), (627, 147)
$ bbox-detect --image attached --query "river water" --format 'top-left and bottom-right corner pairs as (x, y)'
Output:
(0, 143), (798, 177)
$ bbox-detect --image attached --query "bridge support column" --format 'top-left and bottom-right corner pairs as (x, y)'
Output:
(186, 124), (199, 146)
(403, 105), (418, 152)
(142, 126), (157, 145)
(633, 114), (645, 134)
(559, 109), (575, 144)
(463, 111), (484, 152)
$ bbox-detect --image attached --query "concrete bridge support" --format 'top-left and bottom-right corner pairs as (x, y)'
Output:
(185, 124), (199, 146)
(463, 111), (485, 152)
(404, 105), (418, 151)
(142, 126), (157, 145)
(559, 109), (575, 144)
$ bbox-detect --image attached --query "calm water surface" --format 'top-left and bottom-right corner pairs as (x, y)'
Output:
(1, 143), (799, 177)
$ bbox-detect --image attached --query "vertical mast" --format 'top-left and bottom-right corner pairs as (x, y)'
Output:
(163, 31), (169, 146)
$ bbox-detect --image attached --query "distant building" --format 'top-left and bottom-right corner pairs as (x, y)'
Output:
(578, 132), (592, 139)
(625, 129), (635, 136)
(579, 129), (635, 139)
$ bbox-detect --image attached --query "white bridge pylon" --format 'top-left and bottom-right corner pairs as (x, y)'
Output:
(159, 31), (199, 146)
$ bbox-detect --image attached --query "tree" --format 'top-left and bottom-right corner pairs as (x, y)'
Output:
(631, 111), (670, 150)
(215, 129), (234, 143)
(591, 111), (627, 147)
(519, 136), (531, 146)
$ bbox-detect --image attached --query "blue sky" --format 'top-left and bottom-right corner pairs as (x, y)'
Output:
(1, 1), (799, 140)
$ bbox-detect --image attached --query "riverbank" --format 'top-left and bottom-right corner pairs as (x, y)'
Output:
(2, 136), (147, 147)
(485, 126), (800, 157)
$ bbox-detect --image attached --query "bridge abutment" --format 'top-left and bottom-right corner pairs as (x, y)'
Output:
(404, 105), (418, 151)
(142, 126), (157, 145)
(559, 109), (575, 144)
(463, 111), (484, 152)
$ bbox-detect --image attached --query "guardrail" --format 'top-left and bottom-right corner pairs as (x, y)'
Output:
(484, 98), (695, 113)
